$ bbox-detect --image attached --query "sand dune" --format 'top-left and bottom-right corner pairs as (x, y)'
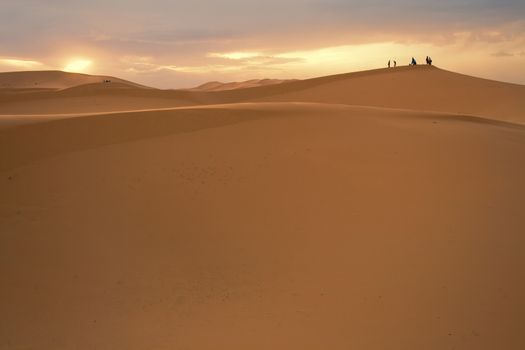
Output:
(1, 66), (523, 123)
(213, 66), (525, 124)
(1, 68), (524, 349)
(188, 79), (297, 91)
(0, 83), (200, 115)
(0, 70), (151, 90)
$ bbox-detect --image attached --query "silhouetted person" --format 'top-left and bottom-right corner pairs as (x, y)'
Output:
(394, 60), (397, 67)
(428, 56), (433, 65)
(388, 60), (391, 68)
(411, 57), (417, 66)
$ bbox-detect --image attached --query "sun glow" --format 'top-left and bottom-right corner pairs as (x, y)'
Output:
(63, 59), (93, 73)
(208, 52), (261, 60)
(0, 58), (44, 69)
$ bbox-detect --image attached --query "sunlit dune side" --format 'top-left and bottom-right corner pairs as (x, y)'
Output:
(0, 66), (524, 350)
(209, 65), (525, 124)
(0, 70), (152, 90)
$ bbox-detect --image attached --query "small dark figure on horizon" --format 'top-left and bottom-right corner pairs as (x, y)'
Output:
(428, 56), (433, 65)
(411, 57), (417, 66)
(394, 60), (397, 67)
(388, 60), (391, 68)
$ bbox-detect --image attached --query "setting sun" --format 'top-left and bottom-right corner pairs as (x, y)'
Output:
(63, 59), (92, 73)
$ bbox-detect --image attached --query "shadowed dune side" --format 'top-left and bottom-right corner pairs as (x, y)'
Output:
(0, 104), (277, 171)
(0, 86), (209, 114)
(3, 102), (523, 172)
(1, 102), (524, 349)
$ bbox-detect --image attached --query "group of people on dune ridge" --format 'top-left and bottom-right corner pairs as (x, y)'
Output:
(388, 56), (433, 68)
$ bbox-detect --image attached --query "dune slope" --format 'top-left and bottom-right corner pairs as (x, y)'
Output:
(188, 79), (296, 91)
(1, 103), (524, 349)
(211, 66), (525, 124)
(0, 67), (523, 124)
(0, 70), (151, 89)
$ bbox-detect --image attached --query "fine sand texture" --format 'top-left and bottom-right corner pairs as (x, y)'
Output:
(1, 67), (525, 350)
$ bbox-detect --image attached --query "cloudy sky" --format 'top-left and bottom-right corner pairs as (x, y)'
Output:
(1, 0), (524, 88)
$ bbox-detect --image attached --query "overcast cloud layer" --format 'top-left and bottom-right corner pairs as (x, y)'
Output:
(1, 0), (524, 88)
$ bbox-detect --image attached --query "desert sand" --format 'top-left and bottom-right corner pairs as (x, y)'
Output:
(1, 66), (524, 349)
(187, 79), (297, 92)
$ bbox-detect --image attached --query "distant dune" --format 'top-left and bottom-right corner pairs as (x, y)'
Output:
(1, 66), (524, 349)
(0, 70), (151, 90)
(0, 66), (523, 124)
(188, 78), (297, 91)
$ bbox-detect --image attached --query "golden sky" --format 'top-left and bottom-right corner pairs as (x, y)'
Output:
(1, 0), (524, 88)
